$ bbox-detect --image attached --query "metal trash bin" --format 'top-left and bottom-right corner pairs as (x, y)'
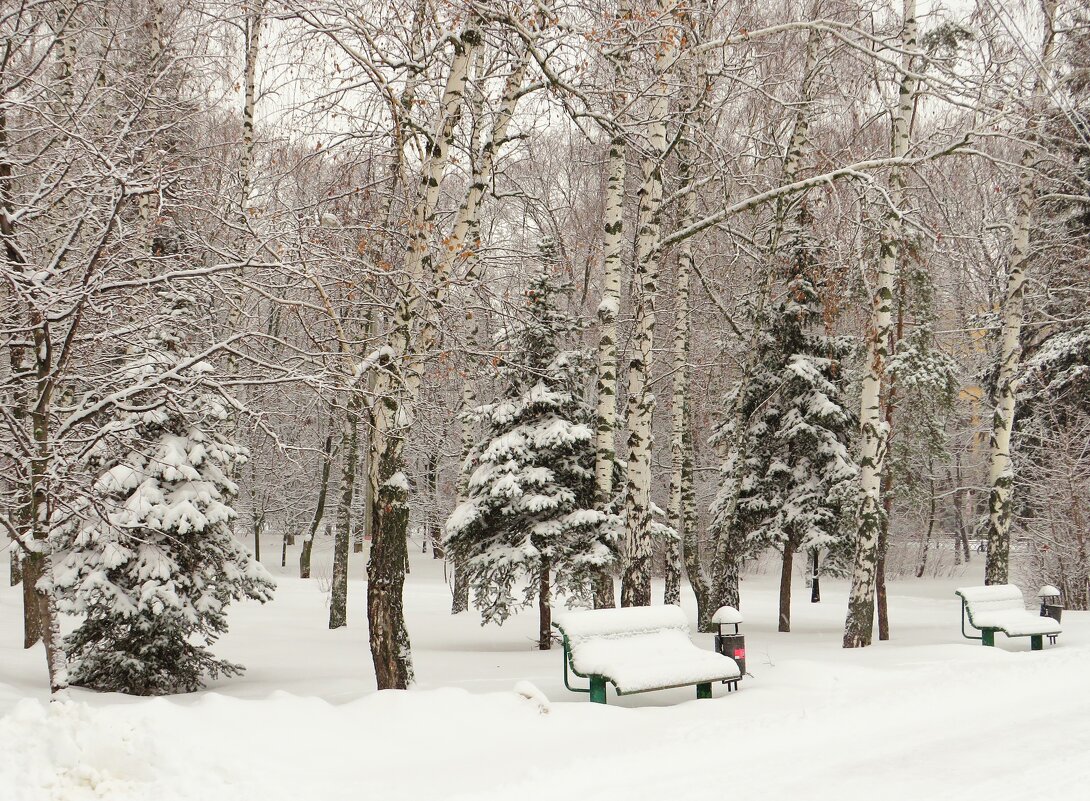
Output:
(1038, 585), (1063, 623)
(712, 606), (745, 678)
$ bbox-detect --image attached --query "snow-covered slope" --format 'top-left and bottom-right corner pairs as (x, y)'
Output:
(2, 544), (1088, 800)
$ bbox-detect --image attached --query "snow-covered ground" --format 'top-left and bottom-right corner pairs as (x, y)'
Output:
(2, 542), (1088, 800)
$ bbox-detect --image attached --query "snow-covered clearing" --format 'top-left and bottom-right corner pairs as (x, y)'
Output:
(2, 543), (1089, 800)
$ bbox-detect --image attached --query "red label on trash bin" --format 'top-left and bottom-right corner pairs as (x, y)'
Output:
(734, 649), (745, 658)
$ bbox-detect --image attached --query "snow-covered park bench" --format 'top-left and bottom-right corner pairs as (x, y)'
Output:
(553, 606), (741, 704)
(955, 585), (1062, 650)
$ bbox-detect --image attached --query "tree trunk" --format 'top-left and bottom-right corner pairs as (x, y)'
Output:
(452, 565), (470, 614)
(425, 451), (442, 558)
(21, 554), (43, 649)
(876, 525), (889, 641)
(673, 11), (713, 623)
(664, 79), (697, 609)
(367, 430), (413, 689)
(779, 539), (795, 633)
(329, 395), (361, 629)
(438, 42), (528, 612)
(10, 550), (21, 587)
(621, 0), (675, 608)
(984, 0), (1056, 586)
(367, 26), (478, 682)
(810, 550), (821, 603)
(916, 475), (937, 578)
(592, 4), (629, 610)
(877, 471), (893, 641)
(538, 559), (551, 651)
(300, 432), (334, 579)
(30, 368), (67, 691)
(844, 0), (917, 649)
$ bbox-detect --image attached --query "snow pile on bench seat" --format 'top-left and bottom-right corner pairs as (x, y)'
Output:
(956, 585), (1062, 636)
(554, 606), (740, 694)
(554, 605), (690, 641)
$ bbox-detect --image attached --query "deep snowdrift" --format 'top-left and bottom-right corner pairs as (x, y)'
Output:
(2, 545), (1088, 800)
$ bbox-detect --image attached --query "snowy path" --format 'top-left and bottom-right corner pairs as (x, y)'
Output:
(2, 547), (1089, 800)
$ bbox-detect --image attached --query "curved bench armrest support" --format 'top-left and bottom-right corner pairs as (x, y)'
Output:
(960, 599), (982, 641)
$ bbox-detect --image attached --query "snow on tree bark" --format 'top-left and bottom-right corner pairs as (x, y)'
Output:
(668, 3), (713, 613)
(844, 0), (918, 649)
(621, 1), (676, 608)
(366, 24), (479, 688)
(592, 2), (630, 611)
(984, 0), (1058, 586)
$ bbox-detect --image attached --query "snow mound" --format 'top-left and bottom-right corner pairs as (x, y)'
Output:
(513, 681), (550, 714)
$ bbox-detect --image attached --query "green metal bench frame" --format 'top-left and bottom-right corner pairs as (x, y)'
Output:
(956, 591), (1057, 651)
(556, 628), (729, 704)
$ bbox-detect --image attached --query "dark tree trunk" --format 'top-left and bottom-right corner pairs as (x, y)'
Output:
(810, 549), (820, 603)
(877, 469), (893, 641)
(21, 552), (43, 648)
(451, 562), (470, 614)
(10, 549), (21, 587)
(330, 398), (362, 630)
(425, 451), (443, 559)
(592, 570), (615, 609)
(916, 477), (937, 578)
(778, 539), (795, 632)
(538, 559), (551, 650)
(300, 433), (334, 579)
(367, 442), (413, 689)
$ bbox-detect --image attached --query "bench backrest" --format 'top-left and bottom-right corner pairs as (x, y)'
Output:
(553, 605), (690, 645)
(955, 584), (1028, 617)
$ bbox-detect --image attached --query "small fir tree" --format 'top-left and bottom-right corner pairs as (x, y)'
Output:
(51, 290), (275, 694)
(445, 244), (617, 649)
(712, 233), (857, 631)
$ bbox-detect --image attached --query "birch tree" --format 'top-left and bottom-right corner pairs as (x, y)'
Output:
(590, 1), (631, 610)
(843, 0), (918, 649)
(983, 0), (1059, 586)
(365, 22), (480, 689)
(620, 0), (678, 608)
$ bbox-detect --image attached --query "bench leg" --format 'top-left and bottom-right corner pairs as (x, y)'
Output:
(697, 682), (712, 700)
(982, 629), (995, 647)
(1031, 635), (1043, 651)
(590, 676), (607, 704)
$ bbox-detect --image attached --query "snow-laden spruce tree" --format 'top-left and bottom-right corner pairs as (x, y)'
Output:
(50, 290), (275, 695)
(445, 248), (618, 649)
(711, 236), (857, 632)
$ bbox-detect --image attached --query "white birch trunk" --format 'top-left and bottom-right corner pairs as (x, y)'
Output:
(593, 2), (630, 609)
(984, 0), (1057, 586)
(621, 1), (676, 608)
(668, 0), (715, 614)
(843, 0), (917, 648)
(367, 25), (479, 689)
